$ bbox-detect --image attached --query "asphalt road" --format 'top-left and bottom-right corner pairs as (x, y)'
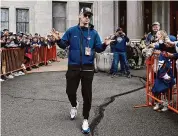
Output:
(1, 70), (178, 136)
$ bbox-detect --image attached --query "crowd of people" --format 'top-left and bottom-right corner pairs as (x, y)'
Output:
(139, 22), (178, 112)
(94, 21), (178, 113)
(1, 6), (178, 133)
(0, 29), (58, 82)
(108, 22), (178, 79)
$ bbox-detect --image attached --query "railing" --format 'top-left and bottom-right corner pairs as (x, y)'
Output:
(1, 45), (57, 75)
(135, 54), (178, 114)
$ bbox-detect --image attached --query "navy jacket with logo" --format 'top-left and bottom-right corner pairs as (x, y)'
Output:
(111, 35), (129, 52)
(57, 25), (106, 70)
(152, 53), (175, 94)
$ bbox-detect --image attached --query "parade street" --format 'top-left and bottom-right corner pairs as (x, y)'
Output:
(1, 61), (178, 136)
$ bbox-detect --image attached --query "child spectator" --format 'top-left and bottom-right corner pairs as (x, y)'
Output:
(149, 30), (176, 111)
(152, 53), (175, 111)
(31, 37), (39, 47)
(149, 30), (176, 53)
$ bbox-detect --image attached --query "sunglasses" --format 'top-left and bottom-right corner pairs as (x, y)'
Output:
(83, 14), (91, 18)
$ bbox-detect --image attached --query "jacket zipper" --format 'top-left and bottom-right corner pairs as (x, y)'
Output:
(80, 30), (83, 71)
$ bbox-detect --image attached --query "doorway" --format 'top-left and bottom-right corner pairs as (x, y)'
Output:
(170, 1), (178, 36)
(119, 1), (127, 34)
(143, 1), (152, 33)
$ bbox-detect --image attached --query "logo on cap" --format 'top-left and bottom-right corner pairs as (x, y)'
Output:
(85, 8), (91, 12)
(80, 7), (93, 15)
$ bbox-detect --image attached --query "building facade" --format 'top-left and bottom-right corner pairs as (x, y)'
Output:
(1, 0), (178, 40)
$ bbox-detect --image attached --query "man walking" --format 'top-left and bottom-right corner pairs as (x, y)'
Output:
(51, 7), (114, 134)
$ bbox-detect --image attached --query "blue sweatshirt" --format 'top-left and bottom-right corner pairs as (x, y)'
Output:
(112, 35), (129, 52)
(57, 25), (106, 70)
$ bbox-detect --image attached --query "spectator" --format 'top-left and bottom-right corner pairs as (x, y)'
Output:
(34, 33), (39, 38)
(152, 52), (175, 112)
(15, 33), (23, 46)
(149, 30), (176, 111)
(0, 30), (59, 80)
(39, 37), (47, 47)
(3, 29), (9, 37)
(110, 27), (131, 78)
(145, 22), (160, 46)
(149, 30), (176, 53)
(32, 37), (39, 47)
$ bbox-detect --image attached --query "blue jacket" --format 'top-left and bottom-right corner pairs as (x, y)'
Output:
(145, 32), (156, 46)
(145, 33), (177, 46)
(152, 53), (175, 94)
(111, 36), (129, 52)
(57, 25), (106, 70)
(168, 35), (177, 42)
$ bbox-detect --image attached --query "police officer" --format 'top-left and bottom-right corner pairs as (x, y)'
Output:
(51, 7), (114, 134)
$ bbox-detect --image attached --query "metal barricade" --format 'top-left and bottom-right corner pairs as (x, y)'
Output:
(135, 54), (178, 114)
(1, 45), (57, 75)
(1, 48), (24, 75)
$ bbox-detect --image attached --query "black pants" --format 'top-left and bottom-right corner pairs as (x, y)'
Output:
(24, 56), (30, 64)
(66, 70), (94, 119)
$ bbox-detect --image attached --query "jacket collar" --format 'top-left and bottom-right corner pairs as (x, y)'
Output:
(77, 24), (94, 31)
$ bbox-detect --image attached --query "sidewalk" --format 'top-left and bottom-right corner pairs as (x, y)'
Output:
(28, 58), (68, 73)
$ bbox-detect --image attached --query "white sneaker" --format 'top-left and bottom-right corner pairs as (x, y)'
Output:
(13, 72), (20, 77)
(153, 103), (160, 110)
(18, 71), (25, 75)
(70, 107), (77, 120)
(82, 119), (90, 134)
(7, 74), (14, 79)
(70, 101), (79, 120)
(161, 106), (168, 112)
(161, 100), (168, 112)
(0, 78), (4, 82)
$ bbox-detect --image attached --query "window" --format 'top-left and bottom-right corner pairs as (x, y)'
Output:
(52, 2), (66, 32)
(16, 9), (29, 33)
(79, 2), (93, 24)
(1, 8), (9, 30)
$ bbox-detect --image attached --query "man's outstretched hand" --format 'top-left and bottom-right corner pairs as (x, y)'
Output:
(51, 28), (61, 40)
(104, 37), (115, 46)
